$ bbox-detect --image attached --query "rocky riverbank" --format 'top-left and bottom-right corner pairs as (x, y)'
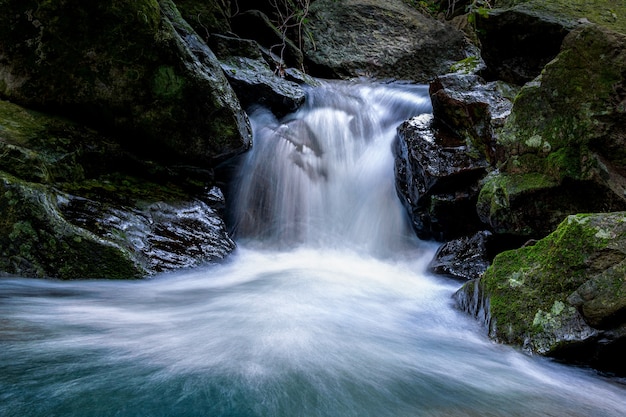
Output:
(1, 0), (625, 375)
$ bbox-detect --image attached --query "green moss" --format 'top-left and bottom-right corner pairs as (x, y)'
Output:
(0, 172), (143, 279)
(153, 65), (185, 99)
(450, 56), (482, 74)
(483, 212), (610, 344)
(494, 0), (626, 34)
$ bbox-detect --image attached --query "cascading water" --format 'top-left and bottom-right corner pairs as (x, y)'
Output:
(1, 80), (626, 417)
(229, 81), (429, 254)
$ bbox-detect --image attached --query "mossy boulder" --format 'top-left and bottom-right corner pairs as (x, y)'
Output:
(0, 97), (235, 279)
(477, 24), (626, 237)
(455, 212), (626, 375)
(0, 0), (251, 166)
(479, 0), (626, 84)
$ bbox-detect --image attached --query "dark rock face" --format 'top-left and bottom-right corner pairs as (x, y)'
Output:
(59, 187), (235, 274)
(455, 212), (626, 376)
(475, 5), (575, 84)
(0, 1), (249, 279)
(0, 0), (251, 166)
(0, 97), (236, 279)
(209, 34), (307, 117)
(302, 0), (468, 81)
(394, 113), (488, 241)
(429, 230), (493, 280)
(394, 74), (515, 241)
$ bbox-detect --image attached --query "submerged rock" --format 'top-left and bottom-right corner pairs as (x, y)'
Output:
(455, 212), (626, 375)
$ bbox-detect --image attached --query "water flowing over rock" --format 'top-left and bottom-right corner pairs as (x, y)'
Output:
(455, 212), (626, 375)
(229, 80), (431, 254)
(302, 0), (468, 81)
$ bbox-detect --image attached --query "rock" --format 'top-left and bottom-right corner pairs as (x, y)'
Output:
(209, 34), (306, 117)
(59, 187), (235, 274)
(231, 9), (304, 69)
(174, 0), (232, 40)
(455, 212), (626, 375)
(394, 113), (488, 241)
(302, 0), (468, 81)
(475, 5), (575, 84)
(429, 230), (493, 280)
(478, 0), (626, 84)
(0, 174), (143, 279)
(394, 74), (516, 241)
(430, 73), (518, 164)
(0, 97), (236, 279)
(0, 0), (251, 166)
(477, 24), (626, 237)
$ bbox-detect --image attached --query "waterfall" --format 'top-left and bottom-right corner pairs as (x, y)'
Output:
(2, 80), (626, 417)
(229, 80), (431, 256)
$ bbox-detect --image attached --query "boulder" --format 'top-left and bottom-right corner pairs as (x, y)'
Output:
(394, 74), (515, 241)
(429, 230), (493, 280)
(0, 98), (236, 279)
(477, 24), (626, 237)
(0, 0), (251, 166)
(455, 212), (626, 375)
(209, 34), (306, 117)
(394, 113), (488, 241)
(477, 0), (626, 84)
(302, 0), (468, 81)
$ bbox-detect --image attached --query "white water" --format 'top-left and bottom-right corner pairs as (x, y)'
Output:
(1, 81), (626, 417)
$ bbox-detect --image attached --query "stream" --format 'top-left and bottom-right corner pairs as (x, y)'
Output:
(1, 80), (625, 416)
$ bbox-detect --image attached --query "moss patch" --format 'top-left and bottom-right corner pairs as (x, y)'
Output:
(483, 212), (618, 347)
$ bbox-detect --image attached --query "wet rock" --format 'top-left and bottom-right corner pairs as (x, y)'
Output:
(394, 113), (488, 241)
(394, 74), (516, 241)
(429, 230), (493, 280)
(209, 34), (306, 117)
(302, 0), (467, 81)
(455, 212), (626, 376)
(0, 97), (236, 279)
(430, 73), (517, 164)
(0, 174), (143, 279)
(59, 187), (235, 274)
